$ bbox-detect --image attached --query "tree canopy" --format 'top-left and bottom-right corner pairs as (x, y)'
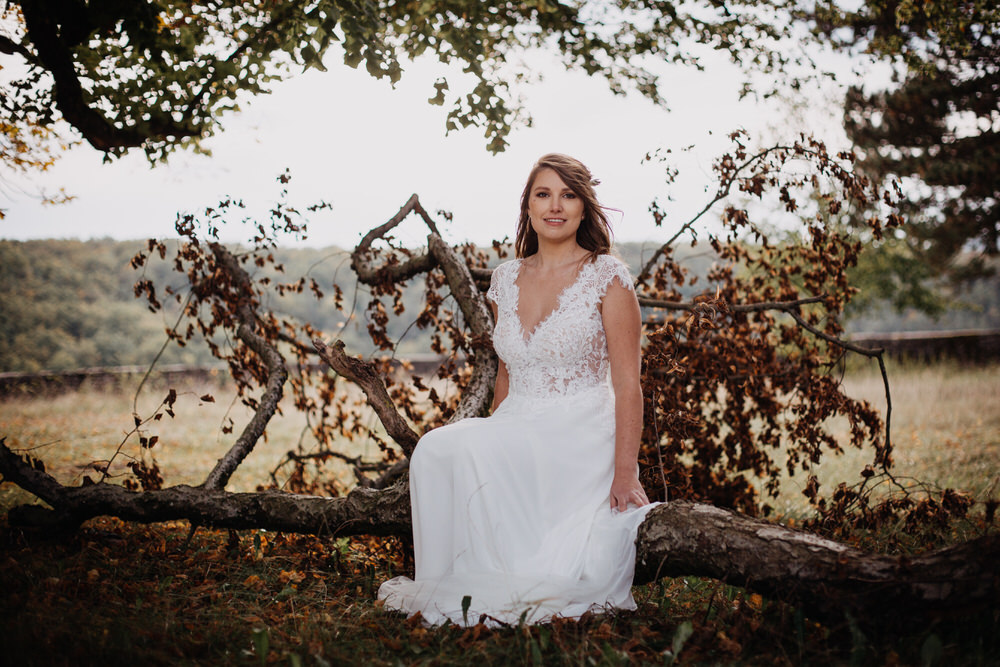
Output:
(811, 1), (1000, 303)
(0, 0), (805, 161)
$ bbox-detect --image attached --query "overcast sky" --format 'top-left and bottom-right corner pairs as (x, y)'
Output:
(0, 47), (858, 250)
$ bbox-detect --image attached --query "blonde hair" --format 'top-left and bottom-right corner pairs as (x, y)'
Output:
(514, 153), (613, 260)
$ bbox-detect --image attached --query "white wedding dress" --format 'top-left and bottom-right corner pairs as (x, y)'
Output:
(377, 254), (656, 625)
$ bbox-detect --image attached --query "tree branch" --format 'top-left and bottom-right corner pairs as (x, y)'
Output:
(635, 501), (1000, 623)
(638, 145), (796, 281)
(19, 3), (199, 152)
(180, 2), (306, 126)
(638, 295), (828, 312)
(0, 439), (410, 536)
(201, 243), (288, 491)
(311, 339), (420, 457)
(427, 233), (498, 422)
(0, 33), (37, 63)
(351, 194), (440, 285)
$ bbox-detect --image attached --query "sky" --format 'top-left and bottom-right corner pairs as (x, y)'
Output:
(0, 45), (858, 250)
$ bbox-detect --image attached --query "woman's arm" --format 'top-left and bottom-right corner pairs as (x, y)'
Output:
(490, 301), (509, 412)
(602, 278), (651, 511)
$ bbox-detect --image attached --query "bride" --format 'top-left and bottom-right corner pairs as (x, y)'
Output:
(378, 153), (656, 625)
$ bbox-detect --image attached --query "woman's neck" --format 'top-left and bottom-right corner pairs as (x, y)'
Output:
(531, 239), (588, 269)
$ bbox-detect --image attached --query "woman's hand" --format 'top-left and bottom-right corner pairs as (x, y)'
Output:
(610, 473), (650, 512)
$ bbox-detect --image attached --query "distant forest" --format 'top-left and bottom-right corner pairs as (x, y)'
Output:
(1, 239), (998, 373)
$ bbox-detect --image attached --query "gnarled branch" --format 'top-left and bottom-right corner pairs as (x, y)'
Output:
(19, 3), (198, 152)
(428, 233), (498, 422)
(202, 243), (288, 491)
(635, 501), (1000, 623)
(351, 194), (439, 285)
(312, 339), (420, 457)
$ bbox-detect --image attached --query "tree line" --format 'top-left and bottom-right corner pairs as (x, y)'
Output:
(2, 237), (997, 374)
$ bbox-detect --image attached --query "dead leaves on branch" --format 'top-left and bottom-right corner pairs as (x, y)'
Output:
(635, 132), (907, 518)
(123, 133), (976, 534)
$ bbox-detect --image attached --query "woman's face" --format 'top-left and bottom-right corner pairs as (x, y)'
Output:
(527, 168), (585, 247)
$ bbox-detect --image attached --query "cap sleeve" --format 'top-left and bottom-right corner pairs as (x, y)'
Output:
(596, 255), (635, 299)
(486, 260), (512, 306)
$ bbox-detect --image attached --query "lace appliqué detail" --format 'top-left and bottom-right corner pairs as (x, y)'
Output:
(487, 254), (634, 400)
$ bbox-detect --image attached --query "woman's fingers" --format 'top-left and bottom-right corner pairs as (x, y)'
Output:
(610, 488), (650, 511)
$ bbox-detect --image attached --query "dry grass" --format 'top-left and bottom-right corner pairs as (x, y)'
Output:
(0, 375), (388, 510)
(767, 361), (1000, 517)
(3, 362), (999, 520)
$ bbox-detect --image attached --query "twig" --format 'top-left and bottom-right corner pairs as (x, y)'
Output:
(133, 291), (194, 414)
(637, 144), (812, 281)
(639, 295), (827, 312)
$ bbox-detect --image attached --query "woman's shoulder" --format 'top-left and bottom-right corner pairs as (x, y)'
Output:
(493, 257), (521, 272)
(592, 253), (629, 270)
(591, 253), (633, 279)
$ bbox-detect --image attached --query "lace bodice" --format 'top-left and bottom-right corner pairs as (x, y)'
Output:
(486, 254), (635, 400)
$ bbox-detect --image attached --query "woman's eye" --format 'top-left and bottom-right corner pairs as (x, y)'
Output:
(564, 193), (577, 199)
(536, 192), (549, 198)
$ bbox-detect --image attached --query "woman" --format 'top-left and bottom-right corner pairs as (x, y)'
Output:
(378, 153), (656, 625)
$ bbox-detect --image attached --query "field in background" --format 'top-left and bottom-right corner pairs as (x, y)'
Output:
(772, 360), (1000, 517)
(2, 361), (998, 518)
(0, 374), (387, 511)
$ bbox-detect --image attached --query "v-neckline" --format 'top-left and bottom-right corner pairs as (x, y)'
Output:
(512, 257), (591, 344)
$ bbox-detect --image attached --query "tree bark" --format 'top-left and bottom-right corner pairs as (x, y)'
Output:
(0, 438), (410, 537)
(427, 232), (498, 423)
(634, 501), (1000, 622)
(2, 440), (996, 623)
(312, 338), (420, 457)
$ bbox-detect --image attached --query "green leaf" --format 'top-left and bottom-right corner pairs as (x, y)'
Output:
(428, 78), (448, 106)
(461, 594), (471, 625)
(921, 634), (943, 667)
(671, 621), (693, 659)
(251, 627), (270, 666)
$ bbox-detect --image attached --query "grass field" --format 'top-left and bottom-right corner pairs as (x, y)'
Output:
(1, 361), (998, 665)
(0, 373), (384, 509)
(3, 361), (997, 515)
(773, 360), (1000, 517)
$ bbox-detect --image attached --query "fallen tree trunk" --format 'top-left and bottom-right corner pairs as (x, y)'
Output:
(634, 501), (1000, 622)
(0, 438), (410, 536)
(2, 439), (997, 624)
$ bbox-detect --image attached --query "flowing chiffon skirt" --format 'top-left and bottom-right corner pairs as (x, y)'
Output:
(377, 386), (656, 626)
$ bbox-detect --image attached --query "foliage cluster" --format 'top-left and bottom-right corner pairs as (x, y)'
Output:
(0, 0), (803, 159)
(809, 1), (1000, 302)
(0, 239), (186, 372)
(633, 133), (896, 516)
